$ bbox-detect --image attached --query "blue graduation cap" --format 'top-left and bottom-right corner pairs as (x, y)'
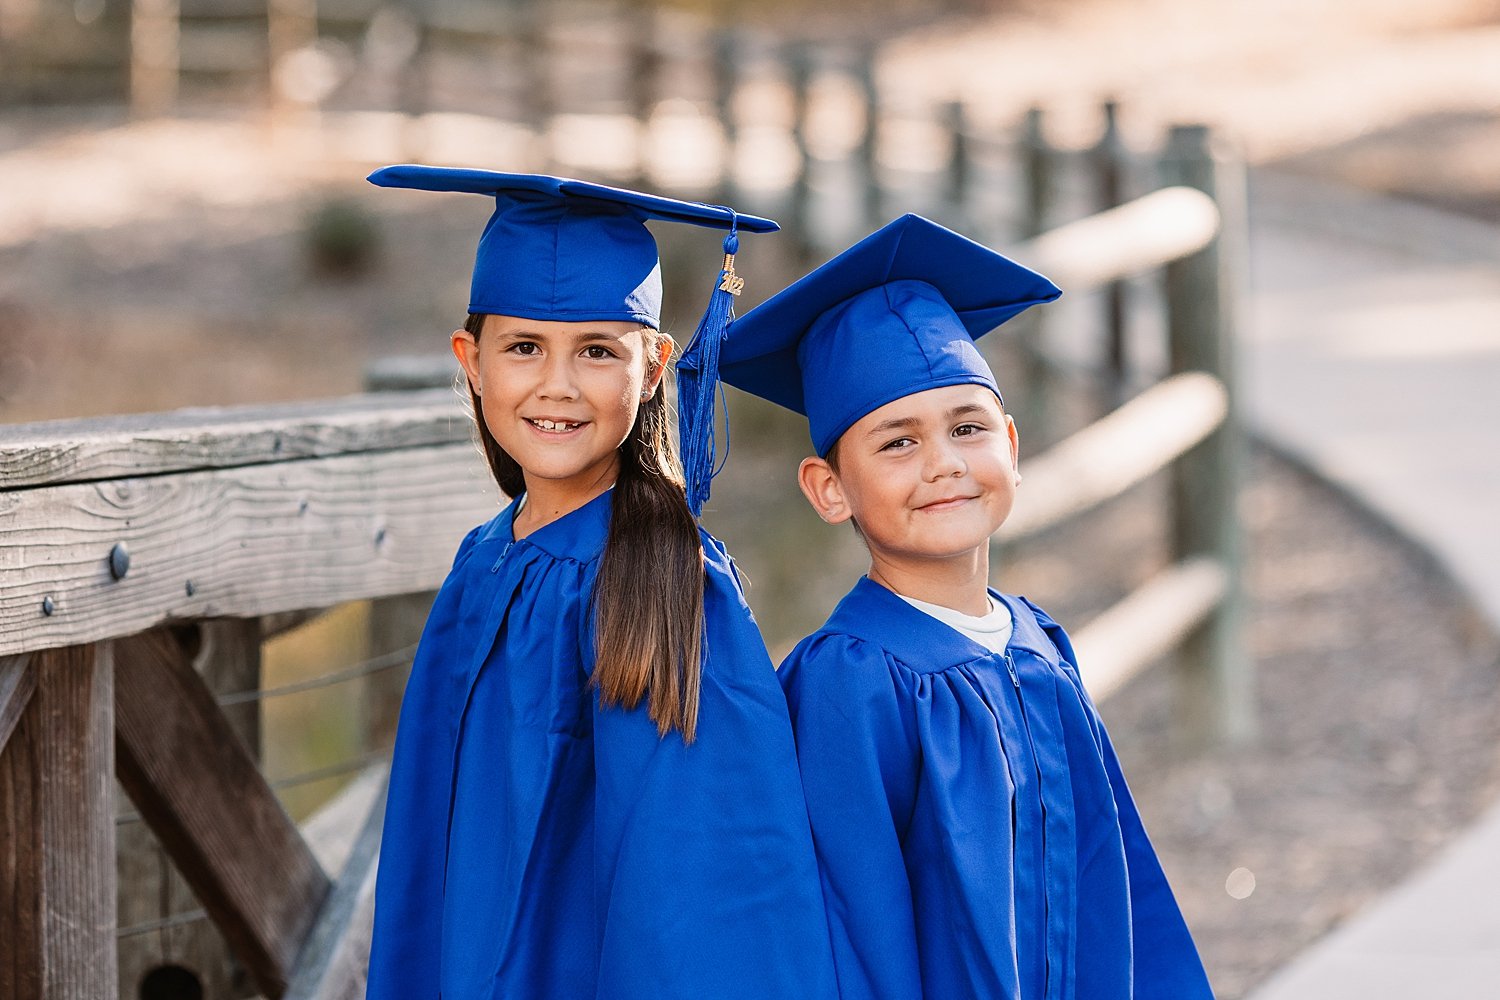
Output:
(720, 214), (1061, 457)
(368, 165), (778, 514)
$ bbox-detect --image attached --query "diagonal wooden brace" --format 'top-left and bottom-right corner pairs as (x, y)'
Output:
(113, 626), (331, 999)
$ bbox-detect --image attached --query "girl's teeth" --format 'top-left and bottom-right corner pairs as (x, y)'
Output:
(533, 419), (578, 431)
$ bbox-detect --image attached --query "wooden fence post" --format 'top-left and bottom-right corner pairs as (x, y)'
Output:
(712, 27), (741, 205)
(1093, 99), (1129, 405)
(854, 44), (883, 231)
(626, 0), (662, 187)
(944, 100), (971, 227)
(130, 0), (179, 118)
(516, 0), (552, 169)
(1015, 106), (1056, 442)
(1, 644), (117, 999)
(1161, 123), (1253, 747)
(786, 41), (816, 269)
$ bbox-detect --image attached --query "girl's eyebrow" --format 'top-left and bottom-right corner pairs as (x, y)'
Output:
(498, 329), (629, 343)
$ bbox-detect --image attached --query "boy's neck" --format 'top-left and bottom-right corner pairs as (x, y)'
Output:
(867, 548), (992, 617)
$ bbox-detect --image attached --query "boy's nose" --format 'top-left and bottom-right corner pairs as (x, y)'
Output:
(923, 442), (966, 480)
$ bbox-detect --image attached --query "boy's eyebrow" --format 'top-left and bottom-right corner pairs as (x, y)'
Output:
(862, 402), (993, 437)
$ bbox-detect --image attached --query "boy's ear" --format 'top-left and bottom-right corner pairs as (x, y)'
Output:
(452, 328), (481, 394)
(797, 456), (853, 525)
(1006, 413), (1021, 483)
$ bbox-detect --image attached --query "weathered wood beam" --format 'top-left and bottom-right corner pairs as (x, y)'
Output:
(284, 771), (389, 1000)
(1, 443), (495, 658)
(1008, 185), (1220, 292)
(996, 372), (1227, 543)
(1, 644), (117, 999)
(1072, 556), (1228, 702)
(117, 619), (263, 997)
(0, 388), (467, 491)
(113, 628), (330, 999)
(0, 654), (35, 754)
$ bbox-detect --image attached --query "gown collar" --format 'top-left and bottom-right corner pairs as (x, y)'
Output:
(476, 487), (614, 564)
(824, 576), (1055, 670)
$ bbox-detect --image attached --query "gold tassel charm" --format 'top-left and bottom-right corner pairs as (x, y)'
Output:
(718, 252), (745, 296)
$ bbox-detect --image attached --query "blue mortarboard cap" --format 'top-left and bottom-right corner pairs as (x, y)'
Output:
(367, 165), (777, 326)
(720, 214), (1061, 457)
(369, 165), (778, 516)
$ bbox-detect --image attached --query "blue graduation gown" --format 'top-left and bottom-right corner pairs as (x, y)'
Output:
(367, 491), (836, 999)
(779, 577), (1213, 1000)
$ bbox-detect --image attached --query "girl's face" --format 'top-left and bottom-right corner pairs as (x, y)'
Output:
(453, 315), (669, 507)
(799, 383), (1020, 567)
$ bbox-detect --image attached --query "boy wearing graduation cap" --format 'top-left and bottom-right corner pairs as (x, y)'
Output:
(363, 167), (837, 999)
(715, 215), (1215, 999)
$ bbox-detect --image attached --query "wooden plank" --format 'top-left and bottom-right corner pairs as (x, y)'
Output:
(0, 388), (467, 491)
(114, 627), (330, 999)
(0, 654), (35, 754)
(1009, 185), (1220, 292)
(284, 771), (389, 1000)
(0, 667), (43, 1000)
(0, 644), (117, 999)
(1072, 556), (1228, 703)
(117, 619), (262, 999)
(0, 443), (495, 657)
(997, 372), (1227, 543)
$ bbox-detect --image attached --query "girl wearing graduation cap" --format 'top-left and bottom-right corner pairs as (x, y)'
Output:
(363, 167), (836, 999)
(717, 215), (1215, 999)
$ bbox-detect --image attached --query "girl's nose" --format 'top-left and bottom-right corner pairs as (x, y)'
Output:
(536, 355), (580, 400)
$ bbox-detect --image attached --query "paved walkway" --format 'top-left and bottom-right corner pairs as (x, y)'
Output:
(1243, 170), (1500, 999)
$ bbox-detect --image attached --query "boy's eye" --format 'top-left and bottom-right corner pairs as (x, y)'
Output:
(879, 436), (915, 452)
(953, 422), (987, 437)
(508, 341), (540, 356)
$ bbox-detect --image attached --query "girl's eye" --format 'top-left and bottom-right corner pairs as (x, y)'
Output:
(582, 345), (616, 360)
(508, 341), (540, 356)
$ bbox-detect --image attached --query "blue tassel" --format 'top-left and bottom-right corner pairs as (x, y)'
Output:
(677, 221), (742, 518)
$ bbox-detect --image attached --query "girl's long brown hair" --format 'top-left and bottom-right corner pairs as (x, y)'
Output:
(463, 313), (705, 742)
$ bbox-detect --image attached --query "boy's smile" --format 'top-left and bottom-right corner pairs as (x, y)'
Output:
(799, 384), (1020, 605)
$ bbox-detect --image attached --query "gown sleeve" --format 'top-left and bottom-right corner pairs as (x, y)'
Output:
(780, 630), (924, 1000)
(366, 524), (486, 1000)
(1020, 598), (1216, 1000)
(589, 533), (838, 1000)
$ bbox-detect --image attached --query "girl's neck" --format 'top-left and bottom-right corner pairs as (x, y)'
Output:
(867, 548), (991, 617)
(513, 460), (619, 539)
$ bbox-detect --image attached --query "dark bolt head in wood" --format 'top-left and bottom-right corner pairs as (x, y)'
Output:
(109, 542), (131, 581)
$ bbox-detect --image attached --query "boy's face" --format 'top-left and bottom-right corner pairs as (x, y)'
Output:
(797, 384), (1020, 566)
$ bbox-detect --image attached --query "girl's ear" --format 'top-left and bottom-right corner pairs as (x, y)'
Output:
(641, 332), (673, 401)
(452, 327), (481, 394)
(797, 456), (853, 525)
